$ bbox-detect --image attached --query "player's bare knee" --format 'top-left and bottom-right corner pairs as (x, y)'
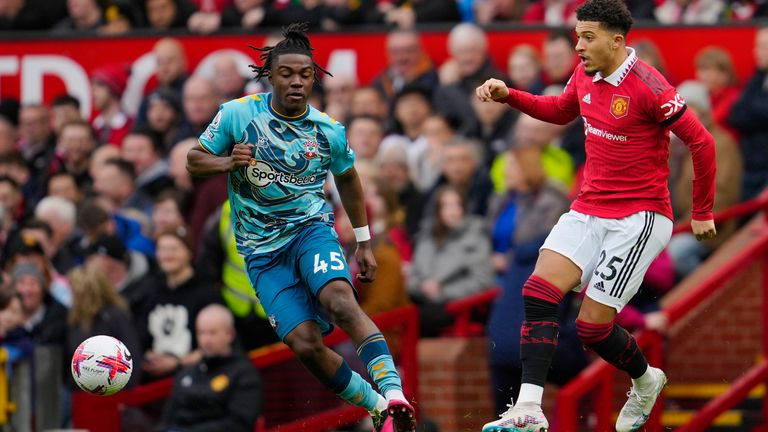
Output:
(326, 296), (361, 328)
(533, 251), (581, 291)
(530, 270), (579, 294)
(320, 281), (359, 326)
(577, 298), (617, 324)
(576, 300), (620, 348)
(288, 338), (325, 362)
(285, 326), (325, 361)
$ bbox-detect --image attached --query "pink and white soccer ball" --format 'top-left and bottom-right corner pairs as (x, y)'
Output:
(71, 335), (133, 396)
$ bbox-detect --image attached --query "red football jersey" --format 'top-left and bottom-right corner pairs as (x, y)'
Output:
(500, 48), (715, 221)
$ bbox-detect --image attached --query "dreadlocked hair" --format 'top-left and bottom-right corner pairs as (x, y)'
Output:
(249, 22), (332, 82)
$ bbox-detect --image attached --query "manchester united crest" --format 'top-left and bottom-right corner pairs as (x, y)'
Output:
(302, 140), (319, 160)
(610, 94), (630, 119)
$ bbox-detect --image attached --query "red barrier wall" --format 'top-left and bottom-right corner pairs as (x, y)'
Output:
(0, 25), (757, 119)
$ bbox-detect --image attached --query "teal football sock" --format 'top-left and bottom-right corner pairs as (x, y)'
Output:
(356, 332), (403, 396)
(324, 360), (381, 412)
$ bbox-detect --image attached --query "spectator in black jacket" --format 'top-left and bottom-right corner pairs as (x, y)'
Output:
(728, 26), (768, 200)
(139, 225), (221, 381)
(155, 303), (262, 432)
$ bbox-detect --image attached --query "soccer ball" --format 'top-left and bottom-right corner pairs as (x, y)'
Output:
(71, 335), (133, 396)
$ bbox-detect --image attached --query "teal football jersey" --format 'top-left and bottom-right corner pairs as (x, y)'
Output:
(198, 93), (354, 255)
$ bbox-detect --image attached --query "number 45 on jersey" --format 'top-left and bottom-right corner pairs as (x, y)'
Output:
(314, 252), (345, 274)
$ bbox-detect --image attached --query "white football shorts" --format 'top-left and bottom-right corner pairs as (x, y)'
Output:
(541, 210), (673, 312)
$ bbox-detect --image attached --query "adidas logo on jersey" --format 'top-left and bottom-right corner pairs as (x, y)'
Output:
(582, 93), (592, 104)
(594, 280), (605, 292)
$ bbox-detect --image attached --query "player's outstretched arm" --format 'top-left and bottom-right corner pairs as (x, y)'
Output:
(475, 77), (580, 125)
(334, 167), (377, 283)
(187, 143), (254, 177)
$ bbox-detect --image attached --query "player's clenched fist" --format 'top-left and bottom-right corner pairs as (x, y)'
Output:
(476, 78), (510, 102)
(355, 243), (377, 283)
(230, 143), (254, 171)
(691, 219), (717, 241)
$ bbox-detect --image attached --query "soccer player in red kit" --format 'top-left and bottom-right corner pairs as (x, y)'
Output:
(476, 1), (716, 431)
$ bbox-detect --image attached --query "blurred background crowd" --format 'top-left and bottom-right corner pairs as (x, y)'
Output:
(3, 0), (768, 33)
(0, 0), (767, 430)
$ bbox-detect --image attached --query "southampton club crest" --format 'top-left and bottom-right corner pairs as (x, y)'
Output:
(302, 140), (319, 160)
(610, 94), (630, 119)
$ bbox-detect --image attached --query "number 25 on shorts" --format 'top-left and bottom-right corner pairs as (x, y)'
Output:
(314, 252), (345, 274)
(593, 250), (624, 281)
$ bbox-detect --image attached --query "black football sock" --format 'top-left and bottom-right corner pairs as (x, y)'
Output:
(520, 276), (564, 387)
(576, 320), (648, 379)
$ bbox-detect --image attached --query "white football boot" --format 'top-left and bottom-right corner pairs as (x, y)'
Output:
(616, 367), (668, 432)
(482, 402), (549, 432)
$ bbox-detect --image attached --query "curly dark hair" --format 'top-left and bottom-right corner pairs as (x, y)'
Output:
(249, 22), (331, 83)
(575, 0), (634, 36)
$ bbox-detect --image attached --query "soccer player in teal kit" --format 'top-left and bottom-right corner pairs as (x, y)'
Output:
(476, 0), (717, 431)
(187, 23), (415, 432)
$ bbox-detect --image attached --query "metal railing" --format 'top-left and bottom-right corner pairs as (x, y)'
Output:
(443, 287), (500, 337)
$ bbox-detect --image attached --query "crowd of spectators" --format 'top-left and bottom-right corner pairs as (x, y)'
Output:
(2, 0), (768, 35)
(0, 6), (765, 429)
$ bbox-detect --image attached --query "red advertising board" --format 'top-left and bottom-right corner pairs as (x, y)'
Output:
(0, 25), (757, 118)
